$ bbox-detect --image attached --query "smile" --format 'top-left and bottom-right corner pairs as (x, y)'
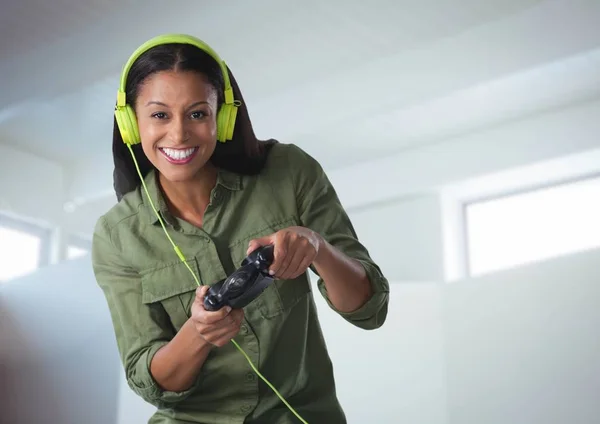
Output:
(159, 147), (199, 164)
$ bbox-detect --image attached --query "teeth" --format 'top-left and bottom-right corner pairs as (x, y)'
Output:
(162, 147), (196, 161)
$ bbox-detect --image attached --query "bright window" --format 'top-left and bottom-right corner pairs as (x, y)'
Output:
(67, 245), (89, 259)
(465, 176), (600, 276)
(66, 235), (91, 260)
(0, 216), (50, 282)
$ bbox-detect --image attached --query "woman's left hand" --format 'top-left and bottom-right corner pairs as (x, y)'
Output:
(246, 226), (324, 280)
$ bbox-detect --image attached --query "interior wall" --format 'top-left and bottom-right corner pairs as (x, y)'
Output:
(0, 257), (121, 424)
(330, 98), (600, 210)
(348, 194), (445, 282)
(0, 144), (65, 225)
(445, 248), (600, 424)
(317, 281), (447, 424)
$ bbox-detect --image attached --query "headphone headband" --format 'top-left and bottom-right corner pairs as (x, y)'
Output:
(115, 33), (239, 144)
(117, 34), (234, 107)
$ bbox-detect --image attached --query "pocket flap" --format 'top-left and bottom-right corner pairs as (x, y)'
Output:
(140, 259), (201, 304)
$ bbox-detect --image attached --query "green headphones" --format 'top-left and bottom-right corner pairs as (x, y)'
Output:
(114, 33), (240, 145)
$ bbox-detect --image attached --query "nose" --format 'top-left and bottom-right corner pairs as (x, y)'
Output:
(168, 116), (190, 145)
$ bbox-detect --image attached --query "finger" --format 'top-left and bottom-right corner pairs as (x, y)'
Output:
(202, 312), (244, 346)
(247, 235), (273, 256)
(195, 285), (209, 301)
(230, 308), (245, 325)
(195, 305), (233, 325)
(201, 311), (238, 335)
(279, 240), (308, 280)
(246, 240), (261, 256)
(269, 232), (291, 276)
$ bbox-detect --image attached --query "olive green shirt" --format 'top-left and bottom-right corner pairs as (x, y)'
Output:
(92, 143), (389, 424)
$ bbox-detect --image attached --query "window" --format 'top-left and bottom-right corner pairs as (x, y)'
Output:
(66, 235), (91, 260)
(0, 215), (51, 282)
(464, 176), (600, 276)
(67, 245), (88, 259)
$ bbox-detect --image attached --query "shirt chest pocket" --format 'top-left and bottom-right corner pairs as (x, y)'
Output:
(229, 218), (312, 319)
(139, 259), (202, 331)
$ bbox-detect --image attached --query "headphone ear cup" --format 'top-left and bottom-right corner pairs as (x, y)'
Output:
(216, 103), (238, 143)
(115, 105), (141, 145)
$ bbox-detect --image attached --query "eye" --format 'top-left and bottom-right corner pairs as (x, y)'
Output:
(190, 110), (207, 120)
(151, 112), (167, 119)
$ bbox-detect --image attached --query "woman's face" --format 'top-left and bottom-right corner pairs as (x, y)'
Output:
(134, 70), (219, 183)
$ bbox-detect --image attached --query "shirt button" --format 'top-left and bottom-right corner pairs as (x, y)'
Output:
(245, 372), (255, 382)
(240, 404), (252, 413)
(240, 325), (248, 335)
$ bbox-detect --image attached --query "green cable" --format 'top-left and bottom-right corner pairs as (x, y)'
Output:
(230, 339), (308, 424)
(127, 144), (308, 423)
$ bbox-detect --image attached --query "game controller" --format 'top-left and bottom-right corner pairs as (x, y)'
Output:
(203, 244), (275, 311)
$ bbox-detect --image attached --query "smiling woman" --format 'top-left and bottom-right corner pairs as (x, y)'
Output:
(92, 34), (389, 424)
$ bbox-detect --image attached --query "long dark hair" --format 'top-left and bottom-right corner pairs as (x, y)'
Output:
(112, 42), (277, 201)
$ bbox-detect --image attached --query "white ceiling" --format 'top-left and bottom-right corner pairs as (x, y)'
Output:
(1, 0), (600, 186)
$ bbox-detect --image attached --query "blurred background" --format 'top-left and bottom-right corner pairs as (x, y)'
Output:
(1, 0), (600, 423)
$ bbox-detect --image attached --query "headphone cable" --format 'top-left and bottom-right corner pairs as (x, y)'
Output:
(127, 144), (308, 423)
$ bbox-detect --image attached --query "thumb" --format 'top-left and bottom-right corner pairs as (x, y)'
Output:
(196, 285), (209, 300)
(247, 236), (273, 256)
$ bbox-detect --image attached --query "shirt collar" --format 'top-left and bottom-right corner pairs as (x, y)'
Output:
(143, 167), (243, 226)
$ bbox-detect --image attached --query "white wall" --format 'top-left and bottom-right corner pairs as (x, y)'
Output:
(0, 144), (65, 225)
(348, 194), (445, 282)
(445, 248), (600, 424)
(317, 281), (447, 424)
(0, 256), (121, 424)
(331, 98), (600, 210)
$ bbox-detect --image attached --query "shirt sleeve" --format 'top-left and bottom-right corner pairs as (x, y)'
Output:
(91, 216), (200, 408)
(288, 144), (390, 330)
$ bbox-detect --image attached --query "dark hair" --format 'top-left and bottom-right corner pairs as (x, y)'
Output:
(112, 43), (277, 201)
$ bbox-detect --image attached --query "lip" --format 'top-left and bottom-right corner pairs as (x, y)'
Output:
(159, 147), (199, 165)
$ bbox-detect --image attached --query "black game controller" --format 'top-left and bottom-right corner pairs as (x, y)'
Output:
(203, 245), (275, 311)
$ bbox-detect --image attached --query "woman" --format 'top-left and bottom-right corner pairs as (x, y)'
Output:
(92, 33), (389, 424)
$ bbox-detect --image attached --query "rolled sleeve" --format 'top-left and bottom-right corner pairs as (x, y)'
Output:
(316, 256), (389, 330)
(289, 145), (390, 330)
(92, 216), (198, 408)
(126, 341), (201, 407)
(334, 259), (389, 328)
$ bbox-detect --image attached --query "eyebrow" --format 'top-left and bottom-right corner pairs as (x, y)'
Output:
(145, 100), (210, 109)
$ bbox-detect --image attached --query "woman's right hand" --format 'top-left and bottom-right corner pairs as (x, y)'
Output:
(190, 285), (245, 347)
